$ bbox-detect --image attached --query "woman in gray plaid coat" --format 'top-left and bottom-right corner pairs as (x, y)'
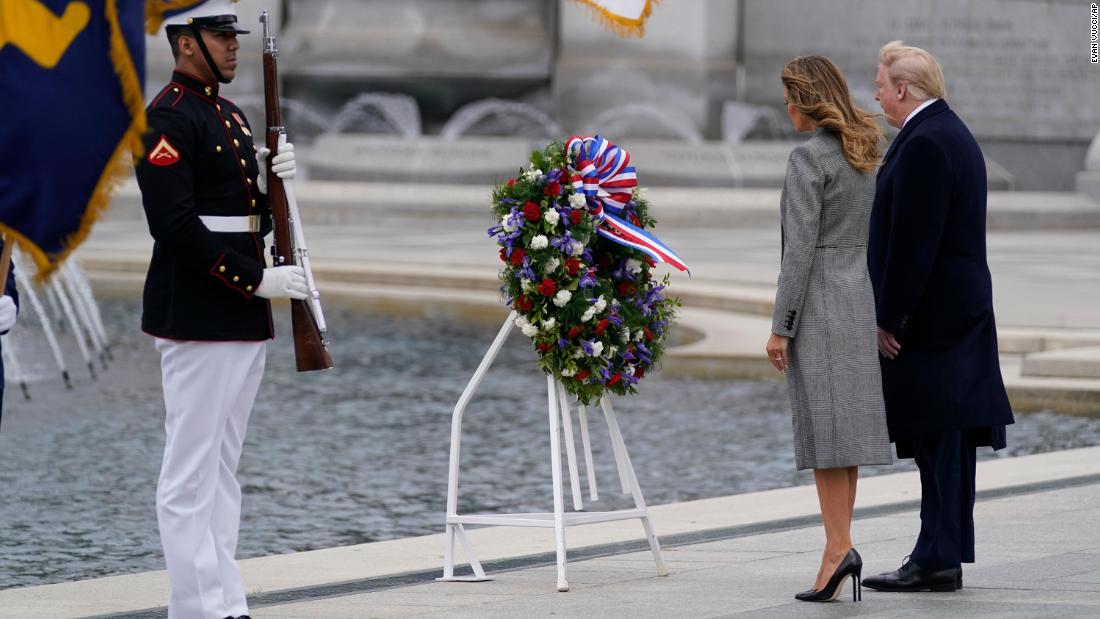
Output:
(765, 56), (893, 602)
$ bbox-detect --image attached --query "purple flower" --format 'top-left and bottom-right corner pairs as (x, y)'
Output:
(579, 268), (597, 288)
(558, 337), (569, 350)
(551, 232), (574, 252)
(581, 339), (596, 356)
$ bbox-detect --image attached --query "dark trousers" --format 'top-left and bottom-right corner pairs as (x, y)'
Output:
(910, 430), (977, 570)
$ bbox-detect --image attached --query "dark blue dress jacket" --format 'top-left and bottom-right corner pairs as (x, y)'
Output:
(868, 100), (1014, 453)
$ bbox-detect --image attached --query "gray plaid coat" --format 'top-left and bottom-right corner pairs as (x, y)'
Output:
(773, 130), (892, 470)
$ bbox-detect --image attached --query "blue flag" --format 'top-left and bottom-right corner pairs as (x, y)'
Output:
(0, 0), (147, 277)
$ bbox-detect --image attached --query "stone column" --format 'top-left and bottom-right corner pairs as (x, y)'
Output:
(553, 0), (740, 140)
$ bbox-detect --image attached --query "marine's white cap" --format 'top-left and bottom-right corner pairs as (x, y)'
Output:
(163, 0), (249, 34)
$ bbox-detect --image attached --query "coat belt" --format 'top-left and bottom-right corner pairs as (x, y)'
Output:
(199, 215), (261, 233)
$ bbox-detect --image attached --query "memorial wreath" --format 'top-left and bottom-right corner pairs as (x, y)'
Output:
(489, 135), (688, 404)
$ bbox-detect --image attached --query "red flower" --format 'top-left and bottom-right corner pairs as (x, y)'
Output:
(499, 248), (507, 262)
(608, 373), (622, 386)
(538, 278), (557, 297)
(630, 214), (641, 226)
(507, 178), (516, 189)
(646, 257), (657, 267)
(634, 366), (645, 379)
(594, 319), (609, 336)
(569, 209), (584, 225)
(643, 326), (654, 341)
(544, 181), (561, 196)
(537, 342), (552, 352)
(617, 281), (636, 296)
(568, 326), (583, 339)
(565, 258), (582, 275)
(509, 248), (527, 267)
(514, 295), (533, 312)
(523, 201), (541, 221)
(575, 369), (590, 381)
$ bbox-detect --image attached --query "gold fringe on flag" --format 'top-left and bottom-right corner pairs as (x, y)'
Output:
(568, 0), (660, 39)
(4, 0), (149, 280)
(144, 0), (207, 34)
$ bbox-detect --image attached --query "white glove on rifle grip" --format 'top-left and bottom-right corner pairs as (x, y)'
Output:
(0, 295), (16, 332)
(255, 140), (296, 195)
(256, 265), (308, 300)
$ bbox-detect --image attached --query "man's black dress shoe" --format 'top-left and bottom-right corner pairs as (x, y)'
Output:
(861, 557), (958, 592)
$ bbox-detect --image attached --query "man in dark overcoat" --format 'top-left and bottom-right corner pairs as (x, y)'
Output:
(863, 41), (1015, 593)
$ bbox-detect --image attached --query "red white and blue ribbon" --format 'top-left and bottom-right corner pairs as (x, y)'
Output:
(566, 135), (688, 272)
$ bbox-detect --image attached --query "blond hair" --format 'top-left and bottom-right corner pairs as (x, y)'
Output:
(781, 56), (885, 174)
(877, 40), (947, 101)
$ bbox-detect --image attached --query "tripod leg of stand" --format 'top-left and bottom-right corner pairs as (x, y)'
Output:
(556, 382), (583, 511)
(547, 375), (569, 592)
(577, 403), (599, 501)
(439, 312), (516, 582)
(601, 398), (669, 577)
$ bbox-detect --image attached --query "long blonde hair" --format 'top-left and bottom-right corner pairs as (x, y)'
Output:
(781, 56), (884, 173)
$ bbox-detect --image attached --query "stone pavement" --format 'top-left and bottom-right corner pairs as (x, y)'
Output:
(255, 481), (1100, 619)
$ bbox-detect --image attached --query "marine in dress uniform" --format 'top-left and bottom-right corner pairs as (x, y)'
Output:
(0, 242), (18, 429)
(135, 3), (305, 617)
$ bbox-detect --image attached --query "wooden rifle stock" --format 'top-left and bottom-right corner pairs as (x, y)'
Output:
(262, 12), (333, 372)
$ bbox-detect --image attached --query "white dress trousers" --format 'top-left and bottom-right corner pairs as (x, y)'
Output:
(155, 338), (266, 619)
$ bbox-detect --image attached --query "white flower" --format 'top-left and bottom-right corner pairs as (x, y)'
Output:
(606, 345), (617, 358)
(572, 348), (585, 358)
(552, 289), (572, 307)
(530, 235), (549, 250)
(594, 295), (607, 313)
(521, 278), (534, 293)
(543, 257), (560, 274)
(624, 364), (635, 375)
(560, 367), (576, 377)
(568, 193), (587, 209)
(619, 327), (631, 343)
(625, 258), (643, 274)
(633, 329), (645, 342)
(523, 167), (544, 183)
(544, 209), (560, 227)
(521, 323), (539, 338)
(515, 315), (529, 329)
(570, 241), (584, 257)
(581, 306), (596, 322)
(542, 317), (556, 331)
(502, 215), (517, 233)
(589, 341), (604, 357)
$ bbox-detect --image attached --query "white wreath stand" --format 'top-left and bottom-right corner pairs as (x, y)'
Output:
(438, 311), (669, 592)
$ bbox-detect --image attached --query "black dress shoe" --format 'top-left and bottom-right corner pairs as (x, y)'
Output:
(795, 548), (863, 602)
(862, 557), (958, 592)
(957, 567), (963, 589)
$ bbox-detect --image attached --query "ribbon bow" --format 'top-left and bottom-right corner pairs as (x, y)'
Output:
(566, 135), (688, 272)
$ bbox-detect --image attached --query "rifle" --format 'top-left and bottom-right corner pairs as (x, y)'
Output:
(261, 10), (334, 372)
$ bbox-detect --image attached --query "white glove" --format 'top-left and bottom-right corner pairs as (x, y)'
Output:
(255, 141), (296, 195)
(255, 265), (308, 300)
(0, 295), (17, 332)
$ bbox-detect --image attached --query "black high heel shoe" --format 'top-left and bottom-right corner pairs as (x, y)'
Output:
(795, 548), (863, 602)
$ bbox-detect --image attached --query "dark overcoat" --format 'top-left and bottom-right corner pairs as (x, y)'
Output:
(868, 99), (1014, 451)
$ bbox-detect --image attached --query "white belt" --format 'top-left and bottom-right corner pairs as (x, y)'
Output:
(199, 215), (261, 233)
